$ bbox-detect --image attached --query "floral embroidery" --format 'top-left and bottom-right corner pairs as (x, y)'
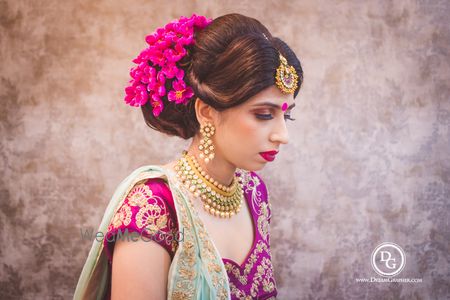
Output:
(223, 171), (277, 299)
(194, 206), (230, 298)
(251, 257), (276, 296)
(106, 178), (180, 264)
(110, 203), (132, 228)
(224, 240), (268, 285)
(167, 181), (211, 299)
(136, 203), (166, 231)
(258, 202), (270, 241)
(127, 183), (153, 207)
(107, 168), (275, 299)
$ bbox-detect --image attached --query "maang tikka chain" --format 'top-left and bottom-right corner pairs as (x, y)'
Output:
(198, 122), (215, 163)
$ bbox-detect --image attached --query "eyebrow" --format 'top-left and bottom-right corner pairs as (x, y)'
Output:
(252, 102), (296, 110)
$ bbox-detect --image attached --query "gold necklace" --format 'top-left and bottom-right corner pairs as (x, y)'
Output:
(174, 150), (243, 218)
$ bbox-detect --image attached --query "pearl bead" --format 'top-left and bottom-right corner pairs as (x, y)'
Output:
(175, 155), (243, 220)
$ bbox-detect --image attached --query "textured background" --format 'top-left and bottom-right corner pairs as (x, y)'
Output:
(1, 0), (449, 299)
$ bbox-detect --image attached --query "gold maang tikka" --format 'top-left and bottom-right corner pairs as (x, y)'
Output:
(198, 122), (215, 163)
(275, 53), (299, 94)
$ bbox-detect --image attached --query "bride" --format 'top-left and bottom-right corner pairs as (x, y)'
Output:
(74, 12), (303, 300)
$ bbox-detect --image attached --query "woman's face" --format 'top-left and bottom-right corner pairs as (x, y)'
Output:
(214, 85), (296, 171)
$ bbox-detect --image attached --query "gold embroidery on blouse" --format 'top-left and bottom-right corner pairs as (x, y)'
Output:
(224, 240), (269, 285)
(258, 202), (270, 241)
(127, 183), (153, 207)
(228, 281), (253, 299)
(224, 171), (277, 299)
(251, 257), (276, 295)
(111, 203), (132, 228)
(135, 203), (166, 230)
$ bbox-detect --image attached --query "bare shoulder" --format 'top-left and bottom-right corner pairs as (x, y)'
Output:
(109, 165), (178, 300)
(111, 238), (171, 300)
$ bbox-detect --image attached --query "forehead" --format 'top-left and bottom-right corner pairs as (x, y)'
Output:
(246, 85), (295, 107)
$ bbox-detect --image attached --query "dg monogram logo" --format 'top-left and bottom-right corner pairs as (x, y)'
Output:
(371, 242), (406, 277)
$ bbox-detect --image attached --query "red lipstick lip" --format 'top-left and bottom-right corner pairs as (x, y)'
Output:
(260, 150), (279, 155)
(259, 150), (279, 162)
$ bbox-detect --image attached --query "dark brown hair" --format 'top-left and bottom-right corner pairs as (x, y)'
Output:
(141, 13), (303, 139)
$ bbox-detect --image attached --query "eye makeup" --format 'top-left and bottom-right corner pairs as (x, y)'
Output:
(255, 112), (296, 121)
(252, 101), (295, 111)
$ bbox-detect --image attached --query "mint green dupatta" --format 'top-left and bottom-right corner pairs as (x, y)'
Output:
(73, 165), (231, 300)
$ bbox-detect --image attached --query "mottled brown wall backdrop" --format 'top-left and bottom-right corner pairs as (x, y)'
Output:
(1, 0), (449, 299)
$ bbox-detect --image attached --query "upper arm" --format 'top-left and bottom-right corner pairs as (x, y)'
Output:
(111, 238), (171, 300)
(106, 177), (178, 299)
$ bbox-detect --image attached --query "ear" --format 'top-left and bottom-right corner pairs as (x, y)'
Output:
(195, 98), (217, 125)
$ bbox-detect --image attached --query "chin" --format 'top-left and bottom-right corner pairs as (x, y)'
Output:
(240, 162), (265, 172)
(253, 163), (266, 171)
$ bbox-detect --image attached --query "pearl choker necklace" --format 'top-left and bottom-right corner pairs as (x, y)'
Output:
(174, 150), (243, 218)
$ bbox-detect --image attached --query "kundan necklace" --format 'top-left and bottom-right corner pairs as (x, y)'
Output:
(174, 150), (244, 218)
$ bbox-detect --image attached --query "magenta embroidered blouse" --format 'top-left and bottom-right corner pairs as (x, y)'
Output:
(103, 170), (277, 299)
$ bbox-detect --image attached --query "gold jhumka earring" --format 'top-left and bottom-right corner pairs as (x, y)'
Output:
(198, 122), (215, 164)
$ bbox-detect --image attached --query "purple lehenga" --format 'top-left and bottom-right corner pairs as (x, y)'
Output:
(103, 169), (277, 299)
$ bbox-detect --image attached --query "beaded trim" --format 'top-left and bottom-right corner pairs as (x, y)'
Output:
(174, 151), (244, 218)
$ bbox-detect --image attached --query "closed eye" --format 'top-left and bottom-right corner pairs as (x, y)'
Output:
(255, 114), (296, 121)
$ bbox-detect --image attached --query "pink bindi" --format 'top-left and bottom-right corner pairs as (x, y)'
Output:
(281, 102), (288, 112)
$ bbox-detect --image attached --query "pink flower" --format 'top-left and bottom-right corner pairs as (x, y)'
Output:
(124, 81), (149, 107)
(147, 71), (166, 97)
(124, 14), (213, 110)
(168, 80), (194, 104)
(164, 42), (187, 63)
(161, 62), (184, 80)
(150, 93), (164, 117)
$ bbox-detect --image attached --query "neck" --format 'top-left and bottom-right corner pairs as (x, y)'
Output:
(186, 137), (236, 187)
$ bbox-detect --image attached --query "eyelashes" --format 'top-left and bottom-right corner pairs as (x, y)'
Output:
(255, 114), (296, 121)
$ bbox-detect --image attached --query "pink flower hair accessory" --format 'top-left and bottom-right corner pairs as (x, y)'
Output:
(124, 14), (212, 117)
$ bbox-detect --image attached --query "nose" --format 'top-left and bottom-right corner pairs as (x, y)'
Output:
(269, 117), (289, 145)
